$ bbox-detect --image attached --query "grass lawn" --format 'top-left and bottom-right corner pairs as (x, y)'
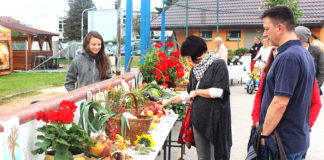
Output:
(0, 72), (66, 98)
(121, 59), (141, 67)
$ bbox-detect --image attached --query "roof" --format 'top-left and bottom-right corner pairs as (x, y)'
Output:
(0, 16), (19, 23)
(0, 19), (59, 36)
(151, 0), (324, 30)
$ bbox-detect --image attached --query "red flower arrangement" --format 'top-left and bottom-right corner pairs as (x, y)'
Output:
(141, 42), (185, 87)
(32, 100), (94, 159)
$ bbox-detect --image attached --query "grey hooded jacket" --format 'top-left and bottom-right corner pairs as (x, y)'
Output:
(64, 51), (112, 91)
(309, 44), (324, 87)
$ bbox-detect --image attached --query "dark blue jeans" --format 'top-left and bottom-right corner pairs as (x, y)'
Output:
(257, 145), (306, 160)
(286, 151), (307, 160)
(257, 145), (269, 160)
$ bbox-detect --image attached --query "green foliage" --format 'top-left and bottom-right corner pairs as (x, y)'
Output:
(234, 48), (249, 58)
(228, 49), (235, 56)
(64, 0), (95, 40)
(228, 56), (235, 64)
(132, 14), (141, 36)
(79, 101), (116, 136)
(32, 123), (94, 159)
(165, 102), (187, 120)
(140, 49), (160, 83)
(0, 72), (66, 98)
(262, 0), (303, 24)
(155, 0), (179, 13)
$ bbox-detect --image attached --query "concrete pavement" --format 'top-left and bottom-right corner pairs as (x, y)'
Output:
(155, 85), (324, 160)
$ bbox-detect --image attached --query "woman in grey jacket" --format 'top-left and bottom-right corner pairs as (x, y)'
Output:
(64, 31), (112, 91)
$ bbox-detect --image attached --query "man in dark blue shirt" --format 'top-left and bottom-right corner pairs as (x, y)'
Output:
(259, 6), (315, 160)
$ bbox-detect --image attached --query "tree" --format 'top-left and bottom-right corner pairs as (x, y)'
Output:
(155, 0), (178, 14)
(64, 0), (95, 41)
(262, 0), (303, 24)
(132, 14), (141, 37)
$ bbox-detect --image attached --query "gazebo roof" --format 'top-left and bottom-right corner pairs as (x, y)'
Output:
(0, 20), (58, 36)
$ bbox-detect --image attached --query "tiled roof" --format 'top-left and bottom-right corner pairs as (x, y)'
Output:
(151, 0), (324, 29)
(0, 16), (19, 23)
(0, 19), (58, 36)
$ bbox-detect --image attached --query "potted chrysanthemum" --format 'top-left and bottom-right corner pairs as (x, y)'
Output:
(32, 100), (94, 160)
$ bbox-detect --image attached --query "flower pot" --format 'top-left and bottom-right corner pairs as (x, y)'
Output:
(44, 153), (86, 160)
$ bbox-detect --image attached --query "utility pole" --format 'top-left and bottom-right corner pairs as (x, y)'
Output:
(116, 0), (121, 75)
(216, 0), (219, 37)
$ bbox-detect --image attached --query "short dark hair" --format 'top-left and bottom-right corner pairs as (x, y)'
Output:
(181, 35), (207, 62)
(261, 5), (295, 32)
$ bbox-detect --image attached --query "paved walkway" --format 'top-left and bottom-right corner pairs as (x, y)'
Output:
(156, 85), (324, 160)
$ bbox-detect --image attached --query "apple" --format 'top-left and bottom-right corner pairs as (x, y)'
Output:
(147, 110), (154, 116)
(156, 105), (164, 111)
(153, 115), (159, 122)
(157, 110), (165, 116)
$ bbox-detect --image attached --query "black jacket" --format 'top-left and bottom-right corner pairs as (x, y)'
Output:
(249, 43), (263, 62)
(188, 59), (232, 160)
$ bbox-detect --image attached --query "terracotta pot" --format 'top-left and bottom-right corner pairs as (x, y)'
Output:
(44, 153), (86, 160)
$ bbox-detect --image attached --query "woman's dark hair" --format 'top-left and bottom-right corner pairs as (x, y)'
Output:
(263, 47), (276, 73)
(261, 5), (295, 32)
(83, 31), (111, 80)
(180, 35), (207, 63)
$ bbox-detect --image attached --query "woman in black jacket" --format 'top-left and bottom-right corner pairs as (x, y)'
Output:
(163, 35), (232, 160)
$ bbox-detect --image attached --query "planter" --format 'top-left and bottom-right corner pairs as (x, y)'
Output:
(44, 153), (86, 160)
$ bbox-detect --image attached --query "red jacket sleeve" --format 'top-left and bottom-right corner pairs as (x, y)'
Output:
(251, 72), (267, 125)
(310, 78), (322, 130)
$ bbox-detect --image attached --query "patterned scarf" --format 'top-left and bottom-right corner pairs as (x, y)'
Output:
(193, 52), (217, 81)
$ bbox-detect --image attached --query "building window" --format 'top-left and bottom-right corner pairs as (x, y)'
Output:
(227, 30), (241, 41)
(200, 31), (212, 41)
(59, 20), (65, 32)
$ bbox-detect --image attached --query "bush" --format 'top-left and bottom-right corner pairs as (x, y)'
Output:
(234, 48), (249, 58)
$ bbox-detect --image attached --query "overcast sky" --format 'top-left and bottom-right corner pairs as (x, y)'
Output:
(0, 0), (162, 25)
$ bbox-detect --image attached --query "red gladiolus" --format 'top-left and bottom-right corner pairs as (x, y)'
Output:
(154, 43), (161, 48)
(156, 62), (168, 72)
(177, 70), (185, 79)
(161, 83), (168, 88)
(164, 73), (170, 82)
(158, 51), (166, 60)
(172, 50), (181, 58)
(153, 69), (162, 81)
(168, 56), (176, 67)
(166, 42), (174, 47)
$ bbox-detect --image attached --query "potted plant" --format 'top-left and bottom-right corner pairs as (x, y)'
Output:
(32, 100), (94, 160)
(140, 42), (185, 88)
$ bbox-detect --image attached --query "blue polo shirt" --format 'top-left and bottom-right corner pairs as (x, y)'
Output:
(259, 40), (315, 154)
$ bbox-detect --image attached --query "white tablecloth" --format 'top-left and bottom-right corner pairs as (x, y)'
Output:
(124, 113), (179, 159)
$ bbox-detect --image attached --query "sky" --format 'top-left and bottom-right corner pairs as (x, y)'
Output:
(0, 0), (162, 26)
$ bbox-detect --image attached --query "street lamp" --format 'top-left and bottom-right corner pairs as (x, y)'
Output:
(81, 7), (96, 43)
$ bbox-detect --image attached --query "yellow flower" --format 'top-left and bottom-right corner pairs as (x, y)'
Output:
(134, 134), (155, 148)
(115, 134), (131, 150)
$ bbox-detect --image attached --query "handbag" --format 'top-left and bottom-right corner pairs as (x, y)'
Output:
(177, 102), (195, 148)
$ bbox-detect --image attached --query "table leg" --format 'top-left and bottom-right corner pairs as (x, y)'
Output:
(163, 138), (167, 160)
(168, 131), (171, 160)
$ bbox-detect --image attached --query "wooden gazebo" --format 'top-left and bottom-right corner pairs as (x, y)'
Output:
(0, 20), (58, 70)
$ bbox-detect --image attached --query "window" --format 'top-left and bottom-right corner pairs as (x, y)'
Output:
(226, 30), (241, 41)
(200, 31), (212, 41)
(59, 20), (65, 32)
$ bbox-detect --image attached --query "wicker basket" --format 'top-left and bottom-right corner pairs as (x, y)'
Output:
(107, 92), (153, 144)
